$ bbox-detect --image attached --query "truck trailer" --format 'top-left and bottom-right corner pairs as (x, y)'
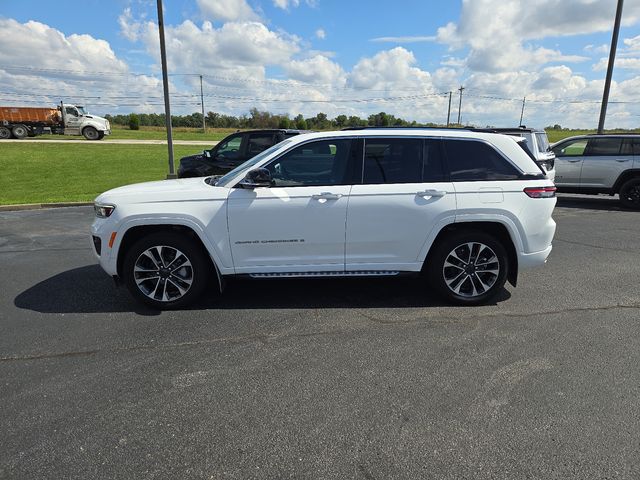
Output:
(0, 103), (111, 140)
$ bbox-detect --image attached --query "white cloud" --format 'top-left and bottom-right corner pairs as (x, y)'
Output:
(315, 28), (326, 39)
(437, 0), (640, 73)
(285, 55), (345, 84)
(370, 36), (436, 43)
(593, 57), (640, 71)
(274, 0), (300, 8)
(623, 35), (640, 52)
(196, 0), (260, 22)
(584, 43), (609, 54)
(0, 18), (162, 114)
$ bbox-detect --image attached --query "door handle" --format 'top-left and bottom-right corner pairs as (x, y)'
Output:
(417, 189), (446, 198)
(566, 159), (582, 163)
(312, 192), (343, 200)
(615, 158), (630, 162)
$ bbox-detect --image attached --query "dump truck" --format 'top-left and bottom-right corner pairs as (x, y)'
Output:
(0, 102), (111, 140)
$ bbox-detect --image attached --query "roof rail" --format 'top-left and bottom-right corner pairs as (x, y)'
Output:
(340, 126), (475, 131)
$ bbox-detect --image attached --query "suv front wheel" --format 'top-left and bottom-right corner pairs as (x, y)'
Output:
(122, 232), (210, 309)
(428, 230), (508, 305)
(619, 178), (640, 210)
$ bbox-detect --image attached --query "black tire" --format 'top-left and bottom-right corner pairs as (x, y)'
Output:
(122, 231), (211, 309)
(82, 126), (100, 140)
(0, 126), (10, 139)
(619, 178), (640, 210)
(11, 124), (28, 139)
(97, 131), (105, 140)
(427, 230), (509, 306)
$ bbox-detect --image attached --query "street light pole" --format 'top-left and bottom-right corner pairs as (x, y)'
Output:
(156, 0), (176, 179)
(457, 86), (464, 125)
(446, 91), (452, 127)
(200, 74), (206, 133)
(597, 0), (624, 134)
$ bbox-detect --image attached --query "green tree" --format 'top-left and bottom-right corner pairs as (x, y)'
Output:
(128, 113), (140, 130)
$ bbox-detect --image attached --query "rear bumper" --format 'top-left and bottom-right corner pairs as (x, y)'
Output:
(518, 244), (553, 269)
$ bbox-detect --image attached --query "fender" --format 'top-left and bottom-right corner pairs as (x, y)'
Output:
(111, 214), (233, 276)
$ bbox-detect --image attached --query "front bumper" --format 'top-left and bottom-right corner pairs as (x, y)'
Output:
(518, 245), (553, 269)
(91, 219), (118, 276)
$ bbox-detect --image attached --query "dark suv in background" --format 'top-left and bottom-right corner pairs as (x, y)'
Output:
(178, 129), (308, 178)
(552, 134), (640, 209)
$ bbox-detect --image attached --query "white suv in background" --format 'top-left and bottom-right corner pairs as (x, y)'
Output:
(473, 127), (556, 181)
(91, 129), (557, 309)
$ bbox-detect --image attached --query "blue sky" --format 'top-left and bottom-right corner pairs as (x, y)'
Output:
(1, 0), (640, 127)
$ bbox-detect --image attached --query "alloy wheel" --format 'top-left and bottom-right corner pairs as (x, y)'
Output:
(442, 242), (500, 298)
(133, 246), (194, 302)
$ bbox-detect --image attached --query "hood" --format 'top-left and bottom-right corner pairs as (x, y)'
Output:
(95, 177), (228, 205)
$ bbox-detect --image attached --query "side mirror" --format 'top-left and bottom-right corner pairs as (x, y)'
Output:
(240, 168), (273, 188)
(204, 150), (211, 158)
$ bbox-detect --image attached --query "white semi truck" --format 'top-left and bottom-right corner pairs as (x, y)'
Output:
(0, 102), (111, 140)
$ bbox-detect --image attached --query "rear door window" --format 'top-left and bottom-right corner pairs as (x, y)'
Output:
(586, 137), (622, 156)
(443, 139), (521, 181)
(363, 138), (422, 184)
(247, 133), (275, 157)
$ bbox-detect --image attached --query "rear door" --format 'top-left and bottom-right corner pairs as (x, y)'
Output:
(345, 137), (456, 271)
(581, 137), (629, 189)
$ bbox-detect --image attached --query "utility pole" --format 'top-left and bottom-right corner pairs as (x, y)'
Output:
(156, 0), (176, 179)
(519, 97), (526, 126)
(598, 0), (624, 134)
(200, 74), (206, 133)
(457, 86), (464, 125)
(446, 91), (452, 127)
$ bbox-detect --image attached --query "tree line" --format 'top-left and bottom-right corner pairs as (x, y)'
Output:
(105, 108), (442, 130)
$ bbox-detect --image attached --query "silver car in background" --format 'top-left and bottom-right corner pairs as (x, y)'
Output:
(551, 134), (640, 209)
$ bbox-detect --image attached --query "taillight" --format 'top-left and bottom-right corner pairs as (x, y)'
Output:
(524, 186), (556, 198)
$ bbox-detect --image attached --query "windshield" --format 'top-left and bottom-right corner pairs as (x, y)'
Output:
(214, 139), (294, 187)
(76, 106), (87, 115)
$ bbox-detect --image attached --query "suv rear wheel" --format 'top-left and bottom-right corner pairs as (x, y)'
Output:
(428, 230), (508, 305)
(619, 178), (640, 210)
(122, 232), (210, 309)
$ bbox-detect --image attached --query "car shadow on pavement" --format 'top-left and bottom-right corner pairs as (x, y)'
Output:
(14, 265), (511, 314)
(556, 195), (624, 212)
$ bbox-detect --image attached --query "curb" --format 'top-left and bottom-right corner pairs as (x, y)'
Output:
(0, 202), (93, 212)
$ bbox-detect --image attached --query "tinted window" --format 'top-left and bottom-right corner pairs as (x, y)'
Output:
(553, 139), (587, 157)
(587, 137), (622, 156)
(266, 139), (352, 187)
(215, 135), (242, 159)
(634, 139), (640, 155)
(444, 139), (520, 181)
(363, 138), (424, 184)
(247, 134), (275, 157)
(535, 132), (550, 153)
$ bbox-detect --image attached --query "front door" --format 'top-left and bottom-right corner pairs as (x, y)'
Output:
(63, 106), (82, 135)
(346, 137), (456, 271)
(552, 138), (587, 186)
(227, 138), (355, 273)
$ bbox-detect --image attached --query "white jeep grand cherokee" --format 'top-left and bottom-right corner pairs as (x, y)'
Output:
(91, 129), (556, 309)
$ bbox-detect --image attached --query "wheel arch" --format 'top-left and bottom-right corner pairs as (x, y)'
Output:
(115, 223), (224, 291)
(612, 169), (640, 193)
(424, 221), (519, 287)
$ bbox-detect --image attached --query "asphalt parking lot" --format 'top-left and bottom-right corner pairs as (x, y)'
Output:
(1, 195), (639, 479)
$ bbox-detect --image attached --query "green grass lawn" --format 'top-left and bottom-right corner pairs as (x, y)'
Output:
(27, 126), (236, 142)
(0, 143), (205, 205)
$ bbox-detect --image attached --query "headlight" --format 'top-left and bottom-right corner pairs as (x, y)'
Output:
(94, 202), (116, 218)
